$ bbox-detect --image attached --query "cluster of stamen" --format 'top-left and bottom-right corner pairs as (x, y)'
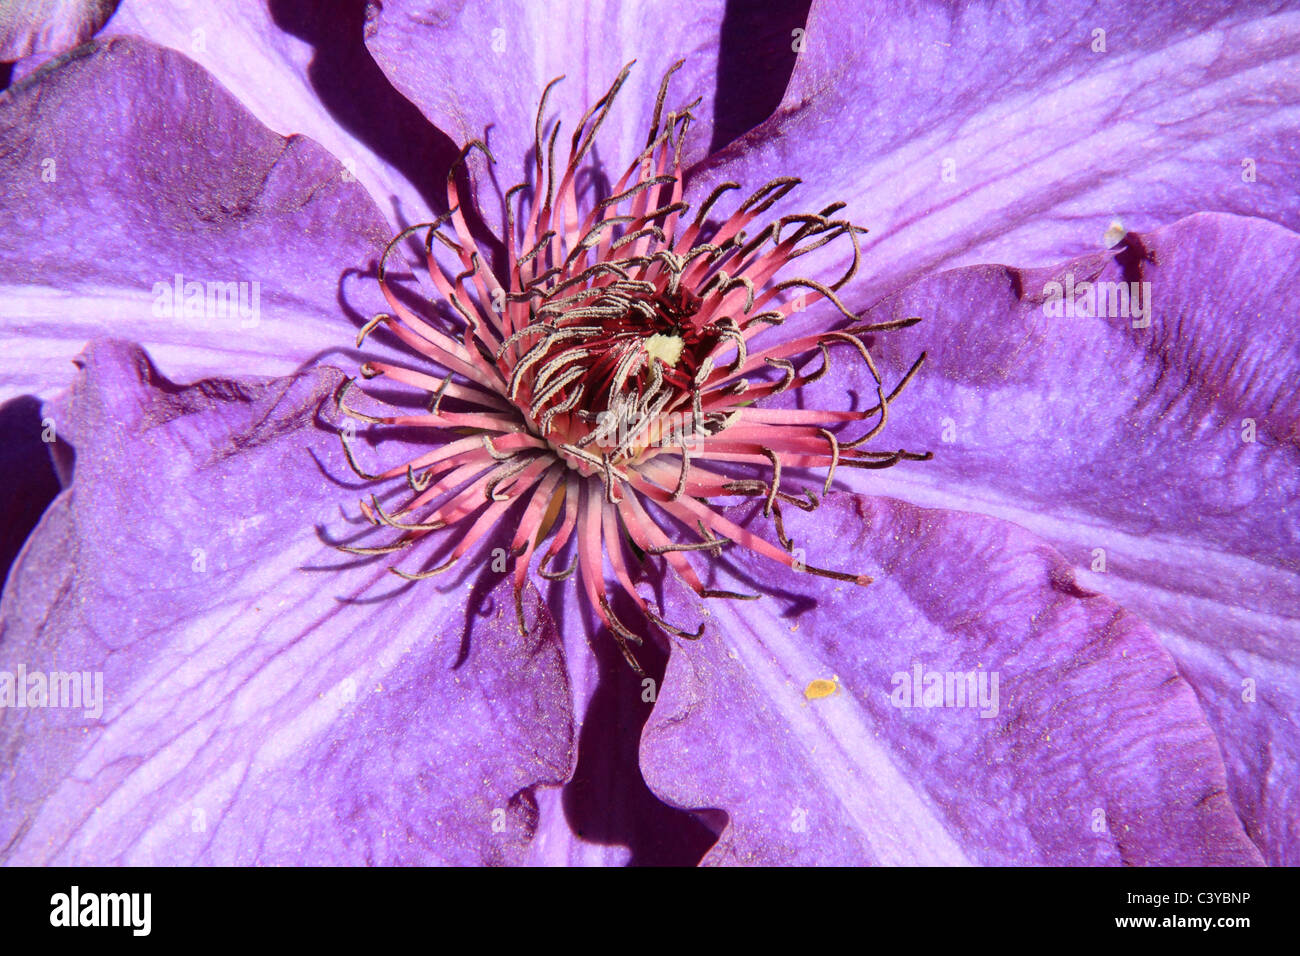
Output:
(335, 61), (928, 670)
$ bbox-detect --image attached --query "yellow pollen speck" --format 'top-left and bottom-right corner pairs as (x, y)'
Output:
(645, 333), (684, 367)
(804, 676), (839, 700)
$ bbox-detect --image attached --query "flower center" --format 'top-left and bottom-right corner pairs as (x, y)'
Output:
(334, 62), (929, 671)
(514, 272), (734, 472)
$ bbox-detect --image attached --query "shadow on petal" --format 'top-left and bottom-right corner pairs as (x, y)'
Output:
(0, 395), (63, 591)
(710, 0), (812, 154)
(266, 0), (459, 220)
(562, 614), (719, 867)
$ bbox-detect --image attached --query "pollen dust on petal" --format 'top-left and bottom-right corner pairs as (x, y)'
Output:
(803, 676), (839, 701)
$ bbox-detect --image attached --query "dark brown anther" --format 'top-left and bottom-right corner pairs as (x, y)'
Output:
(693, 182), (741, 226)
(801, 562), (873, 586)
(427, 372), (453, 414)
(647, 58), (686, 147)
(337, 429), (382, 481)
(701, 588), (760, 601)
(761, 449), (782, 517)
(771, 501), (794, 552)
(514, 586), (530, 636)
(738, 176), (801, 215)
(648, 609), (705, 640)
(356, 313), (390, 348)
(336, 378), (388, 425)
(539, 551), (580, 581)
(369, 495), (446, 532)
(775, 276), (858, 321)
(390, 552), (460, 581)
(406, 464), (433, 493)
(336, 538), (414, 556)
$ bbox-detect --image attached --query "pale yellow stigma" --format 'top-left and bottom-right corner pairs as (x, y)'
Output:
(644, 333), (684, 367)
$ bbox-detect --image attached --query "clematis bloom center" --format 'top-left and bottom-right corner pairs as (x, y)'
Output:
(336, 62), (928, 668)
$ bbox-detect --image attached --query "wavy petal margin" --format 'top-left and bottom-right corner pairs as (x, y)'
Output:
(642, 494), (1262, 866)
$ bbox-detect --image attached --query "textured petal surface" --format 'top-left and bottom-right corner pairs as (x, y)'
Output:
(0, 36), (394, 403)
(807, 212), (1299, 863)
(688, 0), (1300, 304)
(641, 494), (1261, 866)
(0, 342), (574, 864)
(0, 0), (117, 60)
(102, 0), (454, 228)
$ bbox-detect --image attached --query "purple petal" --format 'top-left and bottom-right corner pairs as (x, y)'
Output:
(642, 494), (1261, 865)
(102, 1), (450, 226)
(689, 0), (1300, 302)
(0, 341), (574, 864)
(814, 211), (1300, 863)
(0, 0), (117, 60)
(0, 36), (394, 402)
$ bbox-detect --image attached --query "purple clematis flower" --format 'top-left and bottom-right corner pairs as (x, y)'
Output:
(0, 0), (1296, 867)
